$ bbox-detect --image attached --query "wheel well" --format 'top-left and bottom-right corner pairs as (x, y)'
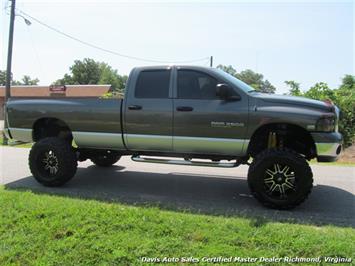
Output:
(32, 118), (73, 143)
(248, 123), (316, 159)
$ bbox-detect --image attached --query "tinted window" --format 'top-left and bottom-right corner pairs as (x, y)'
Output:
(215, 68), (254, 93)
(177, 70), (218, 99)
(135, 70), (170, 98)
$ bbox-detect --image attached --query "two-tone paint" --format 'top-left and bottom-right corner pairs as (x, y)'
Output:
(5, 66), (342, 161)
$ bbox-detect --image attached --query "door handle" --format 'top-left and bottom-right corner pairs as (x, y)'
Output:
(128, 105), (142, 110)
(176, 106), (193, 112)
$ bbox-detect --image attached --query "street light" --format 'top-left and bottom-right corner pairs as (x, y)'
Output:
(2, 0), (16, 145)
(16, 14), (32, 26)
(3, 0), (31, 145)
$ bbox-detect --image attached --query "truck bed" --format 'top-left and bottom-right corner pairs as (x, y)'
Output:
(7, 97), (124, 149)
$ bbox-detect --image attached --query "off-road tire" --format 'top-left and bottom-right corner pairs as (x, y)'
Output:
(248, 148), (313, 210)
(29, 137), (77, 187)
(90, 153), (121, 167)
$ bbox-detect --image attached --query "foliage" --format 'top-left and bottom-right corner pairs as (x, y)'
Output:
(216, 64), (237, 76)
(284, 80), (302, 96)
(216, 65), (276, 93)
(12, 75), (39, 86)
(99, 63), (128, 93)
(0, 70), (39, 86)
(286, 75), (355, 146)
(100, 91), (124, 99)
(55, 58), (127, 93)
(334, 75), (355, 147)
(304, 82), (336, 101)
(0, 187), (354, 265)
(0, 70), (6, 85)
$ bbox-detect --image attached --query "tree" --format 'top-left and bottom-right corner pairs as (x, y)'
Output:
(55, 58), (126, 92)
(0, 70), (39, 85)
(216, 64), (237, 76)
(57, 58), (101, 85)
(285, 80), (302, 96)
(300, 77), (354, 147)
(13, 75), (39, 85)
(304, 82), (335, 101)
(334, 75), (355, 147)
(98, 63), (127, 93)
(0, 70), (6, 86)
(216, 65), (276, 93)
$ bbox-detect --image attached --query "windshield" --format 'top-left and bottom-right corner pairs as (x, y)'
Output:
(214, 69), (255, 93)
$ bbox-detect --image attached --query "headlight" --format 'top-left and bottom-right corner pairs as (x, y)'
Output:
(316, 116), (335, 132)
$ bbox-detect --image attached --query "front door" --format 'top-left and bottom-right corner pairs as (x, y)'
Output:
(124, 68), (173, 151)
(173, 68), (249, 156)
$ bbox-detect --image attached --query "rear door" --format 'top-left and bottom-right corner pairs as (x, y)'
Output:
(124, 67), (173, 151)
(173, 68), (249, 156)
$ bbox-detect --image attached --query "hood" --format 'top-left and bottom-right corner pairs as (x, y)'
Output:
(252, 93), (333, 112)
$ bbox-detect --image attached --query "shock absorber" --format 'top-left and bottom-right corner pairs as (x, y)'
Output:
(267, 132), (277, 149)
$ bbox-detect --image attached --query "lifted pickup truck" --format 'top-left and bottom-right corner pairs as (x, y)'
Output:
(5, 66), (342, 209)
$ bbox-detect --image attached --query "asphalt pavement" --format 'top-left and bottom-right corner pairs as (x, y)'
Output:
(1, 146), (354, 227)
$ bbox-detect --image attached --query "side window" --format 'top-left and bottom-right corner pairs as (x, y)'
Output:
(135, 70), (170, 98)
(177, 70), (218, 99)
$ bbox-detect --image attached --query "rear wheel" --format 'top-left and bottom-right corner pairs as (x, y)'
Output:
(248, 148), (313, 210)
(90, 152), (121, 167)
(29, 137), (77, 187)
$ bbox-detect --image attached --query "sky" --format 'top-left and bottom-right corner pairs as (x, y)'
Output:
(1, 0), (354, 94)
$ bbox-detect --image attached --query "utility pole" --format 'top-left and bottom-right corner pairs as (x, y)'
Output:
(3, 0), (16, 145)
(210, 56), (213, 67)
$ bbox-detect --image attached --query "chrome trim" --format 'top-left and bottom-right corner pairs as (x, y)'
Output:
(125, 134), (172, 151)
(315, 142), (341, 157)
(132, 155), (239, 168)
(8, 128), (32, 142)
(174, 136), (249, 155)
(125, 134), (249, 155)
(72, 131), (124, 149)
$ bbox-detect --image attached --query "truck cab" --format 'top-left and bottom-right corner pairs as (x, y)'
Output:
(123, 66), (249, 157)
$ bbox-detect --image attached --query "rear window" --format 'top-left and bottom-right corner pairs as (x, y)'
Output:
(135, 70), (171, 98)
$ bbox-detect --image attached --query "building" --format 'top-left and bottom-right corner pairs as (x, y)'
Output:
(0, 84), (111, 120)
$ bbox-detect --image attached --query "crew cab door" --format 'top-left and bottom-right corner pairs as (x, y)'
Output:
(123, 67), (173, 151)
(173, 68), (249, 156)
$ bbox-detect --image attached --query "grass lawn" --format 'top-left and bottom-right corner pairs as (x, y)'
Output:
(0, 136), (32, 148)
(0, 187), (354, 265)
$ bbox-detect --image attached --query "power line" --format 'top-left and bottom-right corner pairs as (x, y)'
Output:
(16, 9), (210, 64)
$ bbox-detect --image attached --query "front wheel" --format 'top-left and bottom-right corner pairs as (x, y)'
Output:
(247, 148), (313, 210)
(29, 137), (78, 187)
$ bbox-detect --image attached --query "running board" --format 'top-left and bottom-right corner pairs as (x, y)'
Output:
(131, 155), (240, 168)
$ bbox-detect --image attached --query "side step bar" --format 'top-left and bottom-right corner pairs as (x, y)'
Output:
(131, 155), (240, 168)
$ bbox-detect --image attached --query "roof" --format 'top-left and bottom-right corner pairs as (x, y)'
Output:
(0, 84), (111, 97)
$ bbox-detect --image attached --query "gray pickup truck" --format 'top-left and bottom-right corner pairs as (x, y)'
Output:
(4, 66), (342, 209)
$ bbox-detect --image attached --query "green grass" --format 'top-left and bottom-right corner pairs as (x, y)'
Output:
(0, 136), (32, 148)
(0, 187), (354, 265)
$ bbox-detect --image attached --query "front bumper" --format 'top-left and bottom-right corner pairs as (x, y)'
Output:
(311, 132), (343, 162)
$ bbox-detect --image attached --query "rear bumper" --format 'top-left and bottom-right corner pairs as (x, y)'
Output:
(6, 127), (32, 142)
(3, 127), (12, 139)
(311, 132), (343, 162)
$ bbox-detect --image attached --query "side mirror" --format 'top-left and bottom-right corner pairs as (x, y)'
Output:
(216, 83), (241, 101)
